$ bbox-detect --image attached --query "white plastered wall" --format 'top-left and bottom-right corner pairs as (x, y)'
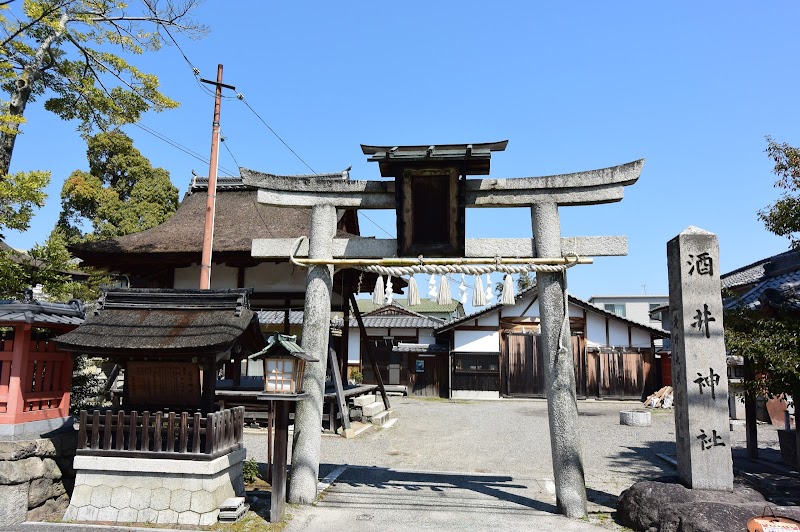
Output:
(174, 264), (238, 289)
(454, 330), (500, 352)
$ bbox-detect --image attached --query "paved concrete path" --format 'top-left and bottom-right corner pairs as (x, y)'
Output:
(285, 465), (613, 532)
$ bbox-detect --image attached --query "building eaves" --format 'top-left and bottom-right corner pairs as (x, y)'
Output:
(257, 310), (305, 326)
(0, 299), (85, 326)
(393, 342), (449, 353)
(436, 285), (669, 338)
(724, 269), (800, 311)
(356, 298), (462, 314)
(720, 249), (800, 289)
(436, 285), (538, 333)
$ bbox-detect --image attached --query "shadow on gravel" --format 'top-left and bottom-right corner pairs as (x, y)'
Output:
(321, 464), (559, 514)
(605, 440), (677, 478)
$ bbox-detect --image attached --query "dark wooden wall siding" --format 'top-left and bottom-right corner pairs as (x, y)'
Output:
(504, 332), (544, 396)
(361, 337), (448, 397)
(407, 354), (446, 397)
(501, 331), (651, 399)
(586, 350), (649, 399)
(452, 352), (501, 393)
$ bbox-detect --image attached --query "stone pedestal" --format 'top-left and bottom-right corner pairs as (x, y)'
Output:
(64, 447), (245, 526)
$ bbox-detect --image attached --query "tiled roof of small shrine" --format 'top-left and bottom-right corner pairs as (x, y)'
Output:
(0, 298), (85, 326)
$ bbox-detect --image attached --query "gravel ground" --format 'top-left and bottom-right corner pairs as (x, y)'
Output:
(243, 396), (783, 498)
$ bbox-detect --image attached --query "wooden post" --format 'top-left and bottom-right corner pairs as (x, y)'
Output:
(270, 400), (290, 522)
(744, 356), (758, 459)
(201, 358), (216, 414)
(328, 347), (350, 433)
(350, 293), (390, 410)
(341, 281), (351, 384)
(6, 324), (30, 421)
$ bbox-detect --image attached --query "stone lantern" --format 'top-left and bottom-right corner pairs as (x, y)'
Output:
(250, 333), (317, 394)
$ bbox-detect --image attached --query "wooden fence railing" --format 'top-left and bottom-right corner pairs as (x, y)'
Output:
(77, 406), (244, 460)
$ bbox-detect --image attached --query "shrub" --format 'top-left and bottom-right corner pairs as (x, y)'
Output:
(243, 458), (260, 484)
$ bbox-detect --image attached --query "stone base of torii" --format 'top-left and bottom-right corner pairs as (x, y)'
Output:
(242, 156), (644, 518)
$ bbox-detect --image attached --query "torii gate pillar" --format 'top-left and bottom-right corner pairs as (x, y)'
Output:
(532, 203), (587, 517)
(288, 204), (336, 504)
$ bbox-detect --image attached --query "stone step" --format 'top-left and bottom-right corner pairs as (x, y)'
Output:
(361, 401), (385, 418)
(370, 410), (392, 426)
(352, 394), (376, 408)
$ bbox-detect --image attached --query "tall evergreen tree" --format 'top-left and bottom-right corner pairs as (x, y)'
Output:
(57, 130), (178, 242)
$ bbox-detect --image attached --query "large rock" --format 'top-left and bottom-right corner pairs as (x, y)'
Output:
(0, 439), (57, 461)
(28, 478), (66, 508)
(661, 502), (800, 532)
(616, 477), (789, 531)
(26, 493), (69, 522)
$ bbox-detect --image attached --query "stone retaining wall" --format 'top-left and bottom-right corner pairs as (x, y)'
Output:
(64, 447), (245, 526)
(0, 429), (79, 524)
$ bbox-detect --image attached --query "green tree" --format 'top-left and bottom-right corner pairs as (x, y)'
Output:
(726, 135), (800, 468)
(725, 305), (800, 467)
(495, 272), (535, 294)
(0, 167), (49, 237)
(0, 227), (109, 299)
(0, 0), (206, 176)
(57, 130), (178, 241)
(758, 136), (800, 248)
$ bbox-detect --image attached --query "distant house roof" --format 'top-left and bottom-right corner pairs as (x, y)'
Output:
(356, 298), (464, 316)
(0, 298), (85, 326)
(393, 342), (449, 354)
(257, 310), (304, 326)
(721, 250), (800, 290)
(70, 175), (362, 270)
(258, 305), (444, 330)
(723, 250), (800, 312)
(331, 303), (445, 330)
(55, 288), (266, 356)
(436, 284), (669, 338)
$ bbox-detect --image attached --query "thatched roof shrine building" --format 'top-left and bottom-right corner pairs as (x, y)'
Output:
(68, 173), (380, 313)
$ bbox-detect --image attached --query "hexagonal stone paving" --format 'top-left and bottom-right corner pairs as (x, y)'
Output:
(110, 486), (132, 509)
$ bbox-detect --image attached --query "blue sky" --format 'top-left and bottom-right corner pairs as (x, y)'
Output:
(4, 1), (798, 305)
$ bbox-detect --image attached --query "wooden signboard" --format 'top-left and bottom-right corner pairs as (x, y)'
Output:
(126, 361), (201, 408)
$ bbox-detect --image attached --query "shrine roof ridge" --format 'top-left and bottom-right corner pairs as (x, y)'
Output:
(99, 288), (252, 314)
(360, 141), (508, 155)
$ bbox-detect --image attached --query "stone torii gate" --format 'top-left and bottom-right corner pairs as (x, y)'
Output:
(243, 142), (642, 518)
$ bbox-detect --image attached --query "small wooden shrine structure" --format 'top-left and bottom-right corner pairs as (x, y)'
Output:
(0, 294), (84, 439)
(55, 288), (267, 526)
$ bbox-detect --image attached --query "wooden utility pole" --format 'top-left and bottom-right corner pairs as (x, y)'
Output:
(199, 64), (236, 289)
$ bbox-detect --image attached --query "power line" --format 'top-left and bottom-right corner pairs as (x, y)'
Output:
(149, 14), (401, 241)
(236, 95), (317, 175)
(220, 129), (241, 170)
(131, 122), (236, 176)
